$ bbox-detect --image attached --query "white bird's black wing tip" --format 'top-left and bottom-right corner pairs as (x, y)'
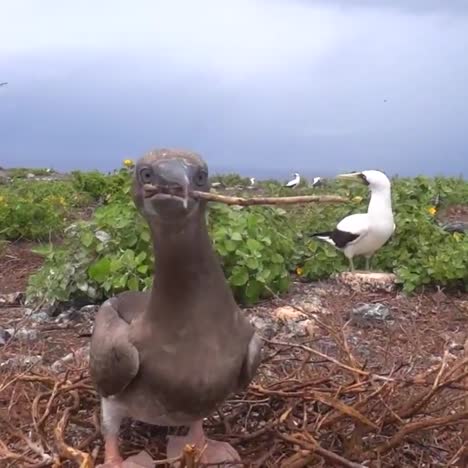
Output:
(309, 229), (360, 248)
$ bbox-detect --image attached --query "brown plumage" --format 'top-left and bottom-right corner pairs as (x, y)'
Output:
(89, 149), (262, 467)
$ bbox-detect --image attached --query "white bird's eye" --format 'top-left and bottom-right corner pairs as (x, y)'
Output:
(140, 168), (153, 184)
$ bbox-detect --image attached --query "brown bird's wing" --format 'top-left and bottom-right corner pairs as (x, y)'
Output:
(237, 331), (263, 390)
(89, 292), (148, 397)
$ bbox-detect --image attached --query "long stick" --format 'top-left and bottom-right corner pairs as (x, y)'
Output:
(192, 191), (347, 205)
(143, 184), (347, 205)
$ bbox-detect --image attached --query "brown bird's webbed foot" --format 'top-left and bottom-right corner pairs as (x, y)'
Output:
(97, 435), (153, 468)
(167, 420), (241, 466)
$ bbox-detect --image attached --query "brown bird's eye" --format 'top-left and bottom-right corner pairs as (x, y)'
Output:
(195, 170), (207, 186)
(140, 167), (153, 184)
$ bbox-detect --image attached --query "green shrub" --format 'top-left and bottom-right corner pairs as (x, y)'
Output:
(24, 174), (468, 306)
(208, 204), (295, 303)
(0, 179), (91, 241)
(70, 169), (132, 203)
(27, 200), (152, 305)
(8, 167), (54, 179)
(27, 202), (295, 306)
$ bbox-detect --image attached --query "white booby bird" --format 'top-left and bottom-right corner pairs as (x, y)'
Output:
(311, 176), (323, 187)
(309, 170), (395, 271)
(249, 177), (256, 186)
(285, 172), (300, 189)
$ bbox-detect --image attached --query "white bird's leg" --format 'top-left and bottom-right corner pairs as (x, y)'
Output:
(167, 419), (241, 465)
(97, 397), (126, 468)
(365, 256), (372, 271)
(349, 257), (355, 272)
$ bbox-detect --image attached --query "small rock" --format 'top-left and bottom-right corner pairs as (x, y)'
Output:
(29, 311), (50, 323)
(55, 308), (80, 323)
(298, 297), (326, 315)
(284, 318), (315, 337)
(8, 327), (40, 342)
(80, 304), (98, 314)
(1, 354), (42, 369)
(457, 301), (468, 313)
(337, 271), (397, 293)
(51, 345), (90, 373)
(0, 326), (11, 345)
(0, 291), (24, 306)
(250, 316), (279, 339)
(349, 303), (393, 329)
(273, 306), (307, 321)
(122, 450), (154, 468)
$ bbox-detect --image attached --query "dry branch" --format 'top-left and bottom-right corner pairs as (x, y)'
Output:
(193, 191), (348, 205)
(143, 184), (348, 206)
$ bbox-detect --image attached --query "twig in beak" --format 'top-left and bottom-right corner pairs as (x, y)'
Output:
(191, 191), (348, 206)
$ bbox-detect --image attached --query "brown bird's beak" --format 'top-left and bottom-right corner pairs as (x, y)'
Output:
(143, 159), (190, 209)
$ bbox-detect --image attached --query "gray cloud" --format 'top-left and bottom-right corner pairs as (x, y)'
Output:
(304, 0), (468, 14)
(1, 0), (467, 177)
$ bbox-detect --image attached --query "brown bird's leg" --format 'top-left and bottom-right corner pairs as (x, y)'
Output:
(96, 398), (125, 468)
(167, 419), (241, 465)
(102, 435), (123, 467)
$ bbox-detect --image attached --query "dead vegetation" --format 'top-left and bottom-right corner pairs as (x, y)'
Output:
(1, 281), (467, 467)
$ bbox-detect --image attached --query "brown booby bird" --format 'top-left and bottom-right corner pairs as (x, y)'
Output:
(89, 149), (262, 467)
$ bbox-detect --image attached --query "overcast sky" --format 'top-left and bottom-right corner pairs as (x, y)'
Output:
(1, 0), (467, 178)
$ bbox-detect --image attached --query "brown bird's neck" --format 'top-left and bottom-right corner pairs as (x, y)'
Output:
(147, 210), (235, 317)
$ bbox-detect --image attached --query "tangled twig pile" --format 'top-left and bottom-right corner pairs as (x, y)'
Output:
(1, 306), (467, 468)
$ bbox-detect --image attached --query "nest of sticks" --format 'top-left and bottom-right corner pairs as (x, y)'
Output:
(1, 305), (467, 468)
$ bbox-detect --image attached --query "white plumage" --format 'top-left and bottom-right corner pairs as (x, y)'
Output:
(311, 176), (323, 187)
(310, 170), (395, 271)
(249, 177), (256, 186)
(285, 173), (300, 189)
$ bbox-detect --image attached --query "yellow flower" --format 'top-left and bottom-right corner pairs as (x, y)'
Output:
(352, 196), (363, 203)
(123, 159), (134, 168)
(427, 206), (437, 216)
(453, 232), (462, 241)
(58, 196), (65, 205)
(295, 267), (304, 276)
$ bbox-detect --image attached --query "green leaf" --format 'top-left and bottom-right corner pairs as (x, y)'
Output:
(88, 257), (111, 283)
(225, 239), (237, 252)
(127, 276), (139, 291)
(245, 280), (263, 302)
(246, 257), (259, 270)
(137, 264), (149, 274)
(135, 251), (147, 264)
(81, 231), (94, 247)
(247, 238), (262, 251)
(230, 267), (249, 286)
(231, 231), (242, 241)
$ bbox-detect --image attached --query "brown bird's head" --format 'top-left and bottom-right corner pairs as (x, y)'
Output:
(132, 148), (210, 222)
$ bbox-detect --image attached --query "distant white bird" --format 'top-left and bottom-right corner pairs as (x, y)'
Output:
(285, 173), (300, 189)
(311, 176), (323, 187)
(309, 170), (395, 271)
(250, 177), (256, 186)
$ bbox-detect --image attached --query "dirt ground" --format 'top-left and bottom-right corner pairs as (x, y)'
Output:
(0, 245), (467, 467)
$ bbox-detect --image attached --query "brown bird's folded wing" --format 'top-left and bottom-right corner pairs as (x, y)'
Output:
(237, 331), (263, 390)
(89, 297), (140, 397)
